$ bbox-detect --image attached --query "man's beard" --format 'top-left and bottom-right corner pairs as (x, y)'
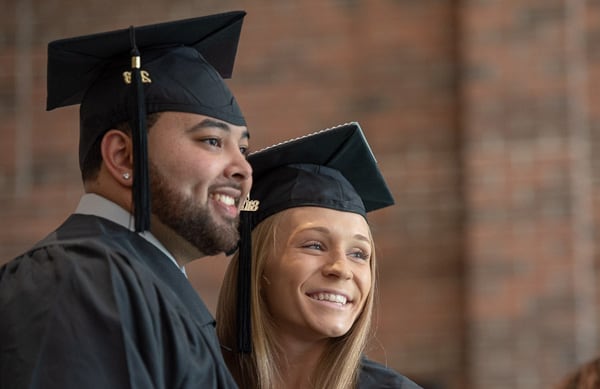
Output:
(148, 161), (240, 256)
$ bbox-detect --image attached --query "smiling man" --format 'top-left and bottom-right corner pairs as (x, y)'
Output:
(0, 11), (250, 389)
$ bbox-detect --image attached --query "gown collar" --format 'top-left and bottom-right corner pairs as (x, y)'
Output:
(74, 193), (187, 276)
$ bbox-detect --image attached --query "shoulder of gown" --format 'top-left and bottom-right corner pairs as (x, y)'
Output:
(358, 356), (423, 389)
(0, 214), (238, 389)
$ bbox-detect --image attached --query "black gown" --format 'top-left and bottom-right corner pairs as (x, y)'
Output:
(359, 357), (423, 389)
(0, 214), (238, 389)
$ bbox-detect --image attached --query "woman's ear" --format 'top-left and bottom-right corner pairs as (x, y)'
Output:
(261, 274), (272, 286)
(101, 129), (134, 187)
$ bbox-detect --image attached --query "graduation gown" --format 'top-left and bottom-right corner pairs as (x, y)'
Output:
(359, 357), (422, 389)
(0, 214), (238, 389)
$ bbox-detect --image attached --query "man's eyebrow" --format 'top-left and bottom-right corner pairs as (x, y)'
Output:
(186, 118), (250, 140)
(186, 118), (230, 133)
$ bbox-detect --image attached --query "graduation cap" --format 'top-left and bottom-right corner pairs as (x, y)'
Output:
(235, 122), (395, 353)
(46, 10), (247, 231)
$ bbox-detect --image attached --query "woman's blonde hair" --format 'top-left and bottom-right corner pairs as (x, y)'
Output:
(556, 357), (600, 389)
(216, 209), (378, 389)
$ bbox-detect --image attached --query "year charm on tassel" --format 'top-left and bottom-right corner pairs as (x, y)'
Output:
(122, 70), (151, 84)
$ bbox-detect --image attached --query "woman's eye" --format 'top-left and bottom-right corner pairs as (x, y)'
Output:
(303, 242), (324, 251)
(349, 250), (370, 261)
(239, 145), (249, 155)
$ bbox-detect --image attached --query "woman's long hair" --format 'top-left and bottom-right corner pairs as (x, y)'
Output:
(216, 210), (378, 389)
(555, 357), (600, 389)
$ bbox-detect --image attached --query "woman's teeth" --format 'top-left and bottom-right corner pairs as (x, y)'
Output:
(309, 292), (347, 305)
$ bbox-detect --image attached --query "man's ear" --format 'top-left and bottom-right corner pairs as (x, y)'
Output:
(101, 129), (134, 187)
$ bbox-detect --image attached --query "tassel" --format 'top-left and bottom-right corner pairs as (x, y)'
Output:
(236, 210), (252, 353)
(128, 26), (150, 232)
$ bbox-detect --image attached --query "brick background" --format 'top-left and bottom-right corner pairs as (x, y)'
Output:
(1, 1), (599, 388)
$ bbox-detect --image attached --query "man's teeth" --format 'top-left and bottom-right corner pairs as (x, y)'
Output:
(213, 193), (235, 206)
(311, 293), (347, 305)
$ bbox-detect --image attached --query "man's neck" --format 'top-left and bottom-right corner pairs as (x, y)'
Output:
(75, 193), (187, 274)
(149, 216), (206, 267)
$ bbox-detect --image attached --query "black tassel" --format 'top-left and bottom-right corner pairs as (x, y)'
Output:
(129, 26), (150, 232)
(236, 210), (252, 353)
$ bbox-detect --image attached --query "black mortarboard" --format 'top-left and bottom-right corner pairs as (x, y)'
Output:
(235, 122), (395, 353)
(46, 11), (247, 231)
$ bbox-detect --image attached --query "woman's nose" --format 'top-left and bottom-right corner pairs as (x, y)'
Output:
(322, 253), (352, 280)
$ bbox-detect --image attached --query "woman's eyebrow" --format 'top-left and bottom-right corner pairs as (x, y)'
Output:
(295, 226), (371, 244)
(353, 234), (371, 244)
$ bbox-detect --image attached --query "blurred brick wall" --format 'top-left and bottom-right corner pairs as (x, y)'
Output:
(1, 1), (599, 388)
(461, 1), (600, 388)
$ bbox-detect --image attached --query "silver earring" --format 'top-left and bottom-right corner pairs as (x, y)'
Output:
(122, 172), (131, 180)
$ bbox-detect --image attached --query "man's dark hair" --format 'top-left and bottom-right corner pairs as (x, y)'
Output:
(81, 112), (162, 181)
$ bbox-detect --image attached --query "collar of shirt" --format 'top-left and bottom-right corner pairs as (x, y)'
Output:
(74, 193), (187, 277)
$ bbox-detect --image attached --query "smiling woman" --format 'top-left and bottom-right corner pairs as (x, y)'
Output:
(216, 123), (422, 389)
(262, 207), (372, 342)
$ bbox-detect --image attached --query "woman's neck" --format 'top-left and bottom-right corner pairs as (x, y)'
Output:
(273, 335), (328, 389)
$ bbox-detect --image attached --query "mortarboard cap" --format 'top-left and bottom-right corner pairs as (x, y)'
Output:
(246, 121), (395, 226)
(235, 122), (395, 353)
(46, 11), (247, 231)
